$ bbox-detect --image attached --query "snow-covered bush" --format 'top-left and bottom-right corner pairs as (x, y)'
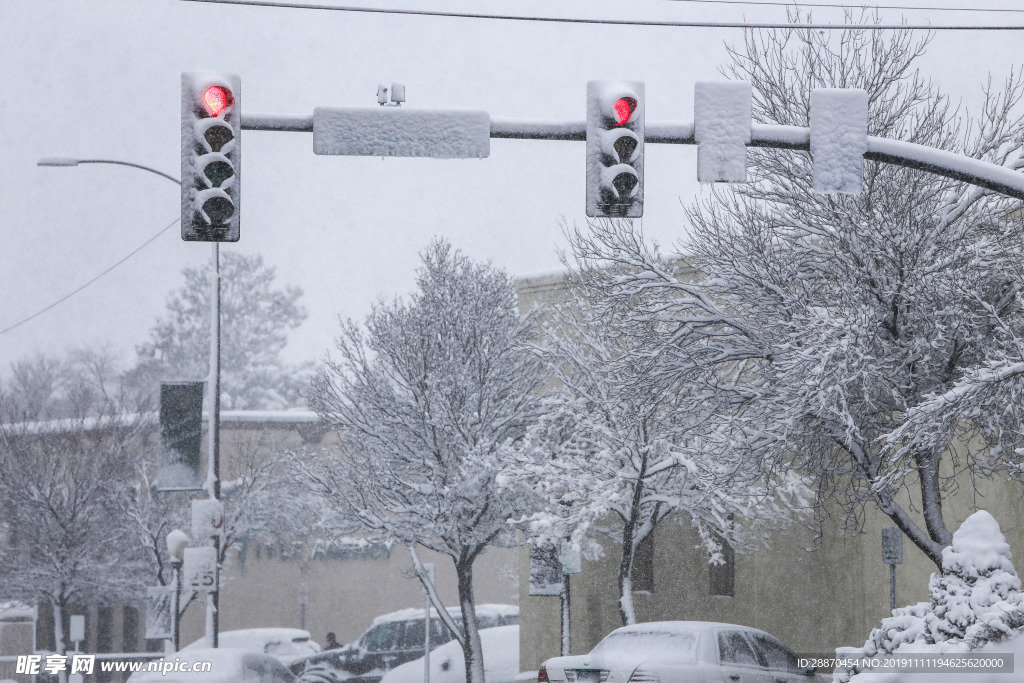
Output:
(863, 510), (1024, 659)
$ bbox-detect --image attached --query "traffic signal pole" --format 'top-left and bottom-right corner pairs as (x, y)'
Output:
(237, 112), (1024, 201)
(208, 242), (222, 649)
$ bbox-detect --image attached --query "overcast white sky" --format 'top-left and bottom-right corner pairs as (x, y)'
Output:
(2, 0), (1023, 374)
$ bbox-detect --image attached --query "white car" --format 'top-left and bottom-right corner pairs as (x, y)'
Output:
(183, 628), (321, 666)
(127, 648), (296, 682)
(379, 625), (519, 683)
(539, 621), (820, 683)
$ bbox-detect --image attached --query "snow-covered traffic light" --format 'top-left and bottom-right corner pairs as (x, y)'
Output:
(586, 81), (644, 218)
(181, 72), (240, 242)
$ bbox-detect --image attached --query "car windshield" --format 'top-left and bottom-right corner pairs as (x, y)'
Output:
(362, 623), (401, 652)
(589, 630), (698, 662)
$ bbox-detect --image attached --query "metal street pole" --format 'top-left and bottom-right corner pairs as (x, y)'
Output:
(209, 241), (221, 648)
(172, 557), (183, 652)
(38, 156), (222, 648)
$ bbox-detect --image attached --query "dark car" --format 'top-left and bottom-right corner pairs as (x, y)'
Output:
(292, 604), (518, 683)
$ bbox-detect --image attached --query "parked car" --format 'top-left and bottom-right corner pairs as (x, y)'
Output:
(182, 628), (321, 666)
(538, 621), (822, 683)
(127, 648), (296, 683)
(291, 604), (518, 682)
(379, 624), (519, 683)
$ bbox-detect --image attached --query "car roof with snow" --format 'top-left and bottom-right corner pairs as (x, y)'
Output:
(184, 627), (316, 648)
(370, 603), (518, 625)
(607, 621), (761, 636)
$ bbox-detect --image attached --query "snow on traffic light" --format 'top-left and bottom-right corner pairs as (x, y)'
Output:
(181, 72), (240, 242)
(586, 81), (644, 218)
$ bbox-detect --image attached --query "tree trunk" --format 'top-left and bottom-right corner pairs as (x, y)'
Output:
(849, 438), (948, 571)
(455, 554), (486, 683)
(617, 522), (638, 627)
(618, 432), (649, 627)
(916, 448), (953, 549)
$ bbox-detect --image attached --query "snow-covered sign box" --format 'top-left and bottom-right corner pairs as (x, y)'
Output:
(694, 81), (752, 183)
(192, 499), (225, 540)
(183, 546), (218, 591)
(145, 586), (173, 640)
(313, 107), (490, 158)
(811, 88), (867, 194)
(157, 381), (205, 491)
(528, 545), (563, 596)
(560, 543), (582, 575)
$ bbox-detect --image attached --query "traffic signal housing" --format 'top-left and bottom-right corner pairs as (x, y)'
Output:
(182, 72), (240, 242)
(586, 81), (644, 218)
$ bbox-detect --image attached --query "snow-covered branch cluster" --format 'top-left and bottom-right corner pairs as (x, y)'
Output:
(556, 16), (1024, 572)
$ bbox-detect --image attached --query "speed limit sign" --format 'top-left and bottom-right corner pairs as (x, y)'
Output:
(183, 546), (218, 592)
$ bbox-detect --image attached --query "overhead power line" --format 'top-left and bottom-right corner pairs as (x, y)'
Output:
(663, 0), (1024, 14)
(178, 0), (1024, 30)
(0, 216), (180, 337)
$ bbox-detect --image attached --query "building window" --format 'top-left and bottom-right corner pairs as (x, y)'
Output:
(709, 536), (734, 597)
(632, 532), (654, 593)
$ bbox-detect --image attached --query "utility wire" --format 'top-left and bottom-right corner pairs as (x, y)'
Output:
(0, 216), (181, 336)
(178, 0), (1024, 30)
(663, 0), (1024, 14)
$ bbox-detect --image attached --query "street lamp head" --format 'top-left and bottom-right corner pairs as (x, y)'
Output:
(37, 157), (81, 167)
(166, 529), (190, 563)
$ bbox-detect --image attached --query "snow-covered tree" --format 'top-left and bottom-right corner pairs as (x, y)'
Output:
(296, 239), (547, 683)
(565, 15), (1024, 571)
(514, 263), (809, 626)
(122, 424), (318, 599)
(0, 351), (151, 658)
(862, 510), (1024, 661)
(135, 251), (312, 410)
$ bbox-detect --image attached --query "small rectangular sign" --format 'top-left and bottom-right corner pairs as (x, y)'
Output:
(158, 381), (205, 491)
(313, 107), (490, 158)
(882, 526), (904, 565)
(192, 499), (225, 540)
(183, 546), (218, 592)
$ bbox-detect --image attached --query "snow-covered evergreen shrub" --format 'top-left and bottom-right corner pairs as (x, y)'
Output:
(864, 510), (1024, 658)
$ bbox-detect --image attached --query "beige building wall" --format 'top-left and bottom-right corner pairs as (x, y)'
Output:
(178, 541), (519, 647)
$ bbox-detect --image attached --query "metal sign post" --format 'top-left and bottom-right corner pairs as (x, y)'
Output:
(421, 563), (434, 683)
(881, 526), (904, 612)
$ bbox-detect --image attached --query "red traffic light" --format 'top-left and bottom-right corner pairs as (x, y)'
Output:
(202, 86), (234, 117)
(613, 97), (637, 126)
